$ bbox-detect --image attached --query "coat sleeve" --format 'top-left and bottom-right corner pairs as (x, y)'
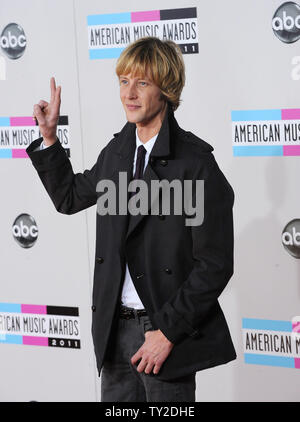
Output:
(152, 154), (235, 344)
(26, 137), (106, 215)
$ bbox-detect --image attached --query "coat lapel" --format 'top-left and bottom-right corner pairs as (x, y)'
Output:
(110, 104), (175, 244)
(125, 105), (174, 241)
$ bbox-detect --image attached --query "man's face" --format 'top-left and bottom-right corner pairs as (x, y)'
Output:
(119, 72), (166, 126)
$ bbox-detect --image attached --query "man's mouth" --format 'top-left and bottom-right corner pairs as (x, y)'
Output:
(126, 105), (141, 110)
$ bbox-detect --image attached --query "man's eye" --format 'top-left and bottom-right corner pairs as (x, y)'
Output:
(139, 81), (147, 86)
(120, 79), (127, 85)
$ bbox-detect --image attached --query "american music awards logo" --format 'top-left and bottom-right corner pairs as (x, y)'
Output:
(242, 317), (300, 369)
(87, 7), (199, 59)
(0, 115), (70, 158)
(231, 108), (300, 157)
(0, 302), (80, 349)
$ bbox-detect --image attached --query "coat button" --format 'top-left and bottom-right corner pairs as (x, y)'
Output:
(91, 305), (96, 312)
(190, 329), (199, 338)
(96, 257), (104, 264)
(136, 273), (144, 279)
(164, 268), (172, 274)
(160, 159), (167, 166)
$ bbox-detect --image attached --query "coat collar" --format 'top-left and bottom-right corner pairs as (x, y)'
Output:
(115, 102), (177, 159)
(110, 103), (181, 243)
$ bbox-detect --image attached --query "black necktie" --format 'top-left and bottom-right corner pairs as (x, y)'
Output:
(128, 144), (147, 201)
(133, 144), (147, 180)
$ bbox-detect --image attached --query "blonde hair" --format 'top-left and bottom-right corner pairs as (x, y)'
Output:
(115, 37), (185, 111)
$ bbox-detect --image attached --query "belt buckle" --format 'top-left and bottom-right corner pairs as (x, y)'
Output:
(121, 308), (133, 320)
(137, 309), (147, 318)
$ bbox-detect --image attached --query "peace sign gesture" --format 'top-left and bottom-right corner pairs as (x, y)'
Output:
(33, 77), (61, 146)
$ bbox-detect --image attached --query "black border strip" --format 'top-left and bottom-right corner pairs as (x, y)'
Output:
(160, 7), (197, 20)
(178, 43), (199, 54)
(47, 306), (79, 316)
(34, 116), (68, 126)
(48, 337), (81, 349)
(58, 116), (69, 125)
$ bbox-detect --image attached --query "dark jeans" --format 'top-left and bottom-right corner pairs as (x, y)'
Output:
(100, 308), (196, 402)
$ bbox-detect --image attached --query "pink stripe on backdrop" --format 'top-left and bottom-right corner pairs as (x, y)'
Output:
(12, 149), (28, 158)
(23, 336), (48, 346)
(10, 116), (36, 126)
(283, 145), (300, 156)
(131, 10), (160, 22)
(281, 109), (300, 120)
(292, 321), (300, 332)
(294, 358), (300, 369)
(21, 304), (47, 314)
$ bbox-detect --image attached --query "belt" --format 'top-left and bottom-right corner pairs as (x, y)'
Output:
(119, 305), (147, 319)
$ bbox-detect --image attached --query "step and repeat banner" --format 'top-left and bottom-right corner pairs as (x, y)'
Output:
(0, 0), (299, 402)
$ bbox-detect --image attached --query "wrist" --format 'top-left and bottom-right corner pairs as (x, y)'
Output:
(158, 329), (174, 346)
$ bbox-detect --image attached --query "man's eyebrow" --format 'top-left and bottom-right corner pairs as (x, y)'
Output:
(119, 74), (150, 81)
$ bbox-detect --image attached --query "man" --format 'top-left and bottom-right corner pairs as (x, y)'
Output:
(26, 37), (236, 402)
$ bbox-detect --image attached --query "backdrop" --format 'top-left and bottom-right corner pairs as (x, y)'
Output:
(0, 0), (299, 402)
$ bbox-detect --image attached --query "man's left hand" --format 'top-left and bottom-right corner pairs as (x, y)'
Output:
(131, 329), (174, 375)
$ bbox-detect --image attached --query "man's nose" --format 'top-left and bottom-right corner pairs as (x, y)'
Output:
(127, 83), (138, 98)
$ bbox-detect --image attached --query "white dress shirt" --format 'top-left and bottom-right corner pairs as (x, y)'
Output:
(35, 129), (158, 309)
(121, 129), (158, 309)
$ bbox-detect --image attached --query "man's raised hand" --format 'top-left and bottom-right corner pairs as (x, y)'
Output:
(33, 77), (61, 146)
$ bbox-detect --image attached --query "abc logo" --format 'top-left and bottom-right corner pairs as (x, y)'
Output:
(0, 23), (26, 59)
(12, 214), (38, 248)
(272, 2), (300, 43)
(282, 219), (300, 259)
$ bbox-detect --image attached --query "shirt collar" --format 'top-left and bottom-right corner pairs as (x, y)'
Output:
(135, 128), (158, 155)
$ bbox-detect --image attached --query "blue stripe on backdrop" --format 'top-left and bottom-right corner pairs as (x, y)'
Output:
(244, 353), (295, 368)
(242, 318), (292, 332)
(233, 146), (283, 156)
(87, 13), (131, 26)
(89, 48), (125, 59)
(231, 109), (281, 121)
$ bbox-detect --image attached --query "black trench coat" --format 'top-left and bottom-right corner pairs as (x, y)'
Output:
(26, 105), (236, 380)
